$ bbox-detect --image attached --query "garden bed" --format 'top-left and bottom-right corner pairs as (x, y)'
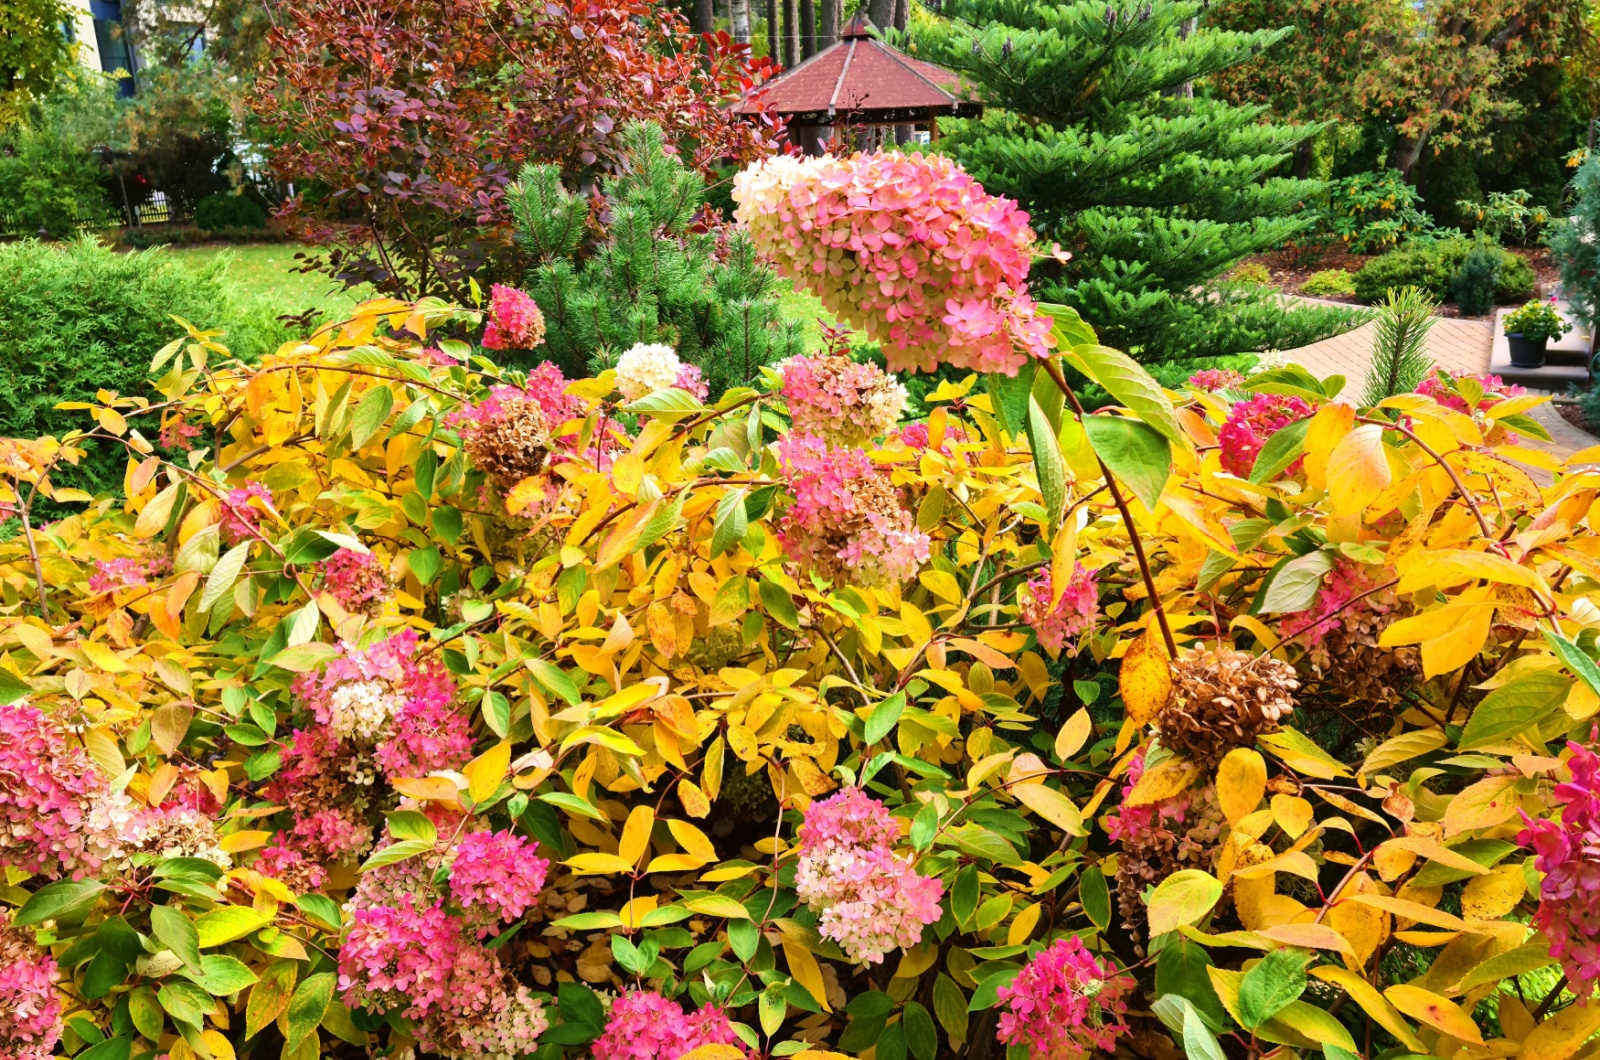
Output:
(1239, 243), (1553, 318)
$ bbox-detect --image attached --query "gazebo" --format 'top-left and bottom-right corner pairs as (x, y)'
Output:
(733, 13), (981, 154)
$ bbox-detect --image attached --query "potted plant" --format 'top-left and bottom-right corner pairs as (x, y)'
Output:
(1503, 298), (1571, 368)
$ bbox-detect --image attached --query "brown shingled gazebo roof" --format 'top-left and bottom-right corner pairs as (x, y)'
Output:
(733, 12), (982, 128)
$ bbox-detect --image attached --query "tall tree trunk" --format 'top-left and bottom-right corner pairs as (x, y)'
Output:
(765, 0), (779, 61)
(800, 0), (816, 57)
(693, 0), (714, 35)
(783, 0), (800, 66)
(867, 0), (893, 31)
(731, 0), (750, 44)
(894, 0), (914, 144)
(1292, 137), (1315, 180)
(1388, 130), (1430, 178)
(818, 0), (839, 46)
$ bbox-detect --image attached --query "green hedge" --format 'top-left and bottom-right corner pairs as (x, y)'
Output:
(0, 238), (295, 504)
(1353, 238), (1536, 305)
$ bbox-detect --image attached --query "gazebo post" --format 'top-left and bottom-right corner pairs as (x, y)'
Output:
(929, 109), (939, 142)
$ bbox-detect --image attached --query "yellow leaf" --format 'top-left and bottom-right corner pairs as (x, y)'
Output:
(219, 831), (271, 853)
(681, 1047), (747, 1060)
(1303, 403), (1355, 490)
(1344, 893), (1472, 933)
(1216, 748), (1266, 824)
(1312, 966), (1426, 1051)
(1012, 783), (1085, 835)
(1118, 629), (1171, 726)
(564, 852), (637, 875)
(1147, 869), (1223, 936)
(645, 854), (705, 873)
(919, 570), (963, 604)
(1326, 873), (1388, 966)
(1383, 984), (1484, 1045)
(463, 740), (511, 804)
(1441, 775), (1522, 837)
(1460, 864), (1525, 920)
(201, 1031), (235, 1060)
(1420, 603), (1494, 678)
(1327, 424), (1391, 516)
(390, 777), (463, 803)
(1054, 708), (1092, 760)
(1049, 521), (1077, 608)
(1378, 835), (1490, 877)
(677, 779), (710, 819)
(1270, 794), (1314, 839)
(619, 805), (655, 867)
(1008, 902), (1043, 946)
(667, 819), (718, 863)
(783, 940), (832, 1013)
(1522, 1001), (1600, 1060)
(1257, 922), (1354, 958)
(683, 893), (751, 919)
(1124, 757), (1198, 806)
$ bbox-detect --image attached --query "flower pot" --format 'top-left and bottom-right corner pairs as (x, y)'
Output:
(1506, 332), (1547, 368)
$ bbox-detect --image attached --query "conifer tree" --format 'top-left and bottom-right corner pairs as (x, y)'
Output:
(509, 123), (805, 396)
(913, 0), (1361, 361)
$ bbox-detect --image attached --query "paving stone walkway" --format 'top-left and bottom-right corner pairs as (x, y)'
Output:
(1279, 298), (1597, 459)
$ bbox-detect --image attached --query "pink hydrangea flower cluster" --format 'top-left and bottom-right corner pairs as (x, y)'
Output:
(292, 628), (469, 779)
(1283, 558), (1378, 647)
(480, 285), (546, 351)
(1415, 370), (1528, 444)
(319, 548), (389, 613)
(450, 829), (550, 932)
(218, 481), (275, 545)
(794, 788), (944, 964)
(0, 924), (61, 1060)
(1218, 394), (1314, 478)
(89, 554), (170, 595)
(1019, 564), (1099, 657)
(775, 434), (930, 588)
(779, 353), (908, 447)
(895, 420), (969, 455)
(1101, 750), (1214, 855)
(733, 151), (1055, 375)
(1187, 368), (1245, 392)
(0, 702), (142, 879)
(592, 991), (743, 1060)
(1520, 740), (1600, 989)
(160, 419), (202, 451)
(995, 936), (1132, 1060)
(675, 363), (709, 402)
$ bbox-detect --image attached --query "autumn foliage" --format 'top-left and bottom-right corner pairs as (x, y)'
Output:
(9, 148), (1600, 1060)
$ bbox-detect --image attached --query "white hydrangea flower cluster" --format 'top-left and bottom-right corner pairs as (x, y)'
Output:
(615, 343), (683, 402)
(326, 679), (406, 742)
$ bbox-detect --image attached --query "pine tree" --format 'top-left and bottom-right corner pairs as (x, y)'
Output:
(912, 0), (1362, 362)
(508, 122), (805, 395)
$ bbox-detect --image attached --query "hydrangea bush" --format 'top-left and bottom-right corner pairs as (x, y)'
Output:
(0, 151), (1598, 1060)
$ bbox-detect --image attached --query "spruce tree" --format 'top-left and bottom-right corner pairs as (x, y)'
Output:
(912, 0), (1362, 362)
(508, 123), (805, 395)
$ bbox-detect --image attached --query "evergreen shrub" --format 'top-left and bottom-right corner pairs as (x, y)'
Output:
(1354, 238), (1534, 305)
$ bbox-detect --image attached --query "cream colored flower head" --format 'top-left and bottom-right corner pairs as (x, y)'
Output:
(615, 343), (683, 402)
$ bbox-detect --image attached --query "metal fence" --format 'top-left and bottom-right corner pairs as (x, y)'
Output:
(0, 192), (172, 238)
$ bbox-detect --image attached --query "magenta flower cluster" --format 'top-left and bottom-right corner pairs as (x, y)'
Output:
(89, 554), (170, 595)
(1218, 394), (1314, 478)
(1415, 370), (1528, 444)
(733, 151), (1055, 376)
(480, 285), (546, 351)
(218, 480), (275, 546)
(292, 628), (468, 779)
(1019, 564), (1099, 657)
(895, 420), (969, 455)
(995, 936), (1132, 1060)
(0, 924), (61, 1060)
(592, 991), (744, 1060)
(775, 434), (930, 588)
(1520, 740), (1600, 990)
(1284, 558), (1376, 647)
(0, 702), (141, 879)
(319, 548), (389, 613)
(1187, 368), (1245, 392)
(450, 829), (550, 933)
(779, 353), (907, 448)
(454, 363), (583, 434)
(794, 787), (943, 965)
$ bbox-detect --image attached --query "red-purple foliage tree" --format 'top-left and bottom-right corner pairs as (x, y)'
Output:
(252, 0), (784, 299)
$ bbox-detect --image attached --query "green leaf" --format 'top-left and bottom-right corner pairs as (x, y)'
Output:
(985, 364), (1039, 438)
(1243, 366), (1328, 402)
(1547, 631), (1600, 699)
(386, 396), (432, 440)
(528, 658), (582, 706)
(360, 838), (435, 871)
(1146, 869), (1222, 937)
(710, 489), (748, 559)
(285, 598), (320, 646)
(1248, 415), (1311, 484)
(1038, 303), (1098, 351)
(193, 907), (271, 948)
(16, 879), (105, 926)
(157, 980), (213, 1028)
(1063, 344), (1187, 449)
(1459, 669), (1571, 750)
(189, 954), (259, 995)
(1081, 415), (1171, 510)
(129, 986), (163, 1040)
(199, 541), (251, 613)
(758, 576), (800, 630)
(759, 983), (787, 1037)
(150, 904), (203, 973)
(408, 546), (443, 585)
(1026, 396), (1067, 530)
(864, 692), (906, 746)
(76, 1036), (131, 1060)
(1260, 549), (1335, 613)
(246, 960), (297, 1040)
(431, 505), (464, 545)
(1499, 412), (1552, 441)
(1155, 939), (1227, 1030)
(932, 974), (969, 1046)
(414, 448), (438, 498)
(0, 667), (32, 705)
(538, 790), (606, 821)
(385, 809), (438, 845)
(1180, 997), (1227, 1060)
(1081, 865), (1111, 932)
(623, 387), (707, 420)
(903, 1000), (938, 1060)
(349, 384), (395, 449)
(1237, 948), (1309, 1029)
(285, 972), (335, 1050)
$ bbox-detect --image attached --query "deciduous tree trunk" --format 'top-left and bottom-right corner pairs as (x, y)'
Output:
(731, 0), (750, 44)
(800, 0), (816, 57)
(783, 0), (799, 66)
(818, 0), (839, 46)
(693, 0), (714, 35)
(1388, 131), (1430, 178)
(867, 0), (892, 32)
(765, 0), (779, 60)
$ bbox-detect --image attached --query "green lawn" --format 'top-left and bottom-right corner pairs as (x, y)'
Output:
(161, 243), (372, 318)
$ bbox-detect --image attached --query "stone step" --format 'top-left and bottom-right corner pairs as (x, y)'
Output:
(1490, 305), (1592, 390)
